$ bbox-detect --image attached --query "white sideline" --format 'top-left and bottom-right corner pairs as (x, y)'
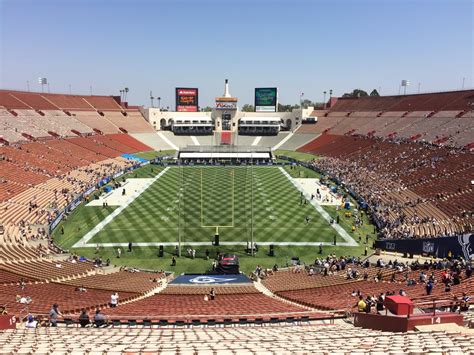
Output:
(251, 136), (262, 146)
(278, 167), (358, 246)
(72, 167), (170, 248)
(157, 131), (179, 150)
(191, 136), (200, 145)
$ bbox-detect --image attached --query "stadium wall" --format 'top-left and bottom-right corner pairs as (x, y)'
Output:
(143, 107), (314, 132)
(374, 234), (474, 260)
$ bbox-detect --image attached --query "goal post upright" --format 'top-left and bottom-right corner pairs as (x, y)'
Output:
(251, 157), (254, 257)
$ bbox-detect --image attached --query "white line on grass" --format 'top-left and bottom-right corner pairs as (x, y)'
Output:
(80, 241), (354, 248)
(72, 167), (170, 248)
(278, 167), (358, 246)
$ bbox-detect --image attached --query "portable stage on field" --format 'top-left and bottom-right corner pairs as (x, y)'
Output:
(178, 145), (273, 164)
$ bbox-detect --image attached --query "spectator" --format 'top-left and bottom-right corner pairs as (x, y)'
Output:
(93, 309), (107, 327)
(209, 288), (216, 300)
(49, 304), (62, 327)
(376, 293), (385, 313)
(0, 305), (7, 315)
(356, 296), (366, 312)
(460, 293), (470, 311)
(79, 309), (90, 328)
(110, 292), (119, 308)
(426, 280), (433, 295)
(25, 314), (37, 328)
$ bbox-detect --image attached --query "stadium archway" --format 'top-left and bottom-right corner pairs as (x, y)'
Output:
(160, 118), (167, 129)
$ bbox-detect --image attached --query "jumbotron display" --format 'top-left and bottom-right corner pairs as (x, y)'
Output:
(255, 87), (278, 112)
(176, 88), (199, 112)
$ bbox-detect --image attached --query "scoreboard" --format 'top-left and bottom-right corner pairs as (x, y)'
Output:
(176, 88), (199, 112)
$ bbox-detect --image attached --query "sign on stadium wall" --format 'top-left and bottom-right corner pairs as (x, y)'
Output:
(49, 213), (64, 234)
(176, 88), (199, 112)
(255, 87), (278, 112)
(374, 233), (474, 260)
(113, 171), (124, 179)
(84, 187), (95, 197)
(67, 196), (83, 212)
(215, 101), (237, 110)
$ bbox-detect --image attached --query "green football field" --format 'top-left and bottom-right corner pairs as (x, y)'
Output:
(86, 166), (345, 245)
(53, 163), (377, 273)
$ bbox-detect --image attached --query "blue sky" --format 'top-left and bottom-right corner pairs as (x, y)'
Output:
(0, 0), (472, 107)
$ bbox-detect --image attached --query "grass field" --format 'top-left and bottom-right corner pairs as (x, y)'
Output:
(88, 166), (343, 244)
(274, 150), (318, 162)
(54, 165), (377, 274)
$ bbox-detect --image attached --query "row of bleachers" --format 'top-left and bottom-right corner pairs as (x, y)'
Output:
(0, 160), (49, 187)
(300, 110), (473, 147)
(68, 136), (122, 158)
(71, 111), (120, 134)
(0, 145), (66, 176)
(298, 134), (473, 237)
(0, 282), (138, 315)
(262, 267), (396, 293)
(5, 110), (49, 138)
(0, 243), (41, 262)
(277, 267), (474, 312)
(103, 111), (155, 133)
(47, 139), (106, 163)
(0, 181), (29, 202)
(0, 90), (122, 111)
(105, 286), (318, 322)
(1, 326), (472, 354)
(63, 270), (164, 294)
(0, 259), (96, 282)
(0, 91), (153, 142)
(92, 135), (138, 154)
(107, 133), (153, 152)
(330, 90), (473, 112)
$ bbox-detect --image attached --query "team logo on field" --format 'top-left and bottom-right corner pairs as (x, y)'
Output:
(189, 276), (237, 284)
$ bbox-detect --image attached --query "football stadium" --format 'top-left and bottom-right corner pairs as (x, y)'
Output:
(0, 0), (473, 353)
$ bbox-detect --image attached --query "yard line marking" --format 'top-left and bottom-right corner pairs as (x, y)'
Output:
(72, 167), (170, 248)
(200, 167), (234, 228)
(191, 136), (200, 145)
(251, 136), (262, 146)
(278, 167), (358, 246)
(80, 241), (356, 248)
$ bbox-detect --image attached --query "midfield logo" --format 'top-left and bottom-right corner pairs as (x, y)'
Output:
(189, 276), (237, 284)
